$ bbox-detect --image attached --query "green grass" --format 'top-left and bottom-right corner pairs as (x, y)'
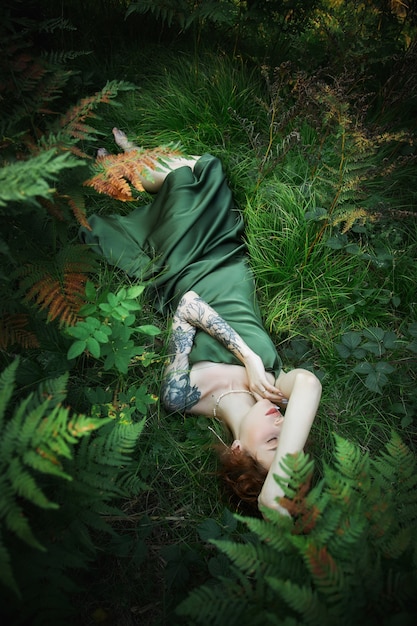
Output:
(69, 48), (417, 624)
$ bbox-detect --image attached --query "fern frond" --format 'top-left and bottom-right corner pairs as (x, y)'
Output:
(303, 545), (345, 600)
(0, 150), (83, 208)
(17, 244), (96, 326)
(0, 313), (40, 350)
(177, 574), (252, 625)
(84, 145), (183, 200)
(267, 577), (330, 626)
(0, 531), (19, 597)
(212, 538), (278, 577)
(1, 478), (46, 551)
(327, 513), (368, 557)
(8, 457), (59, 510)
(381, 431), (416, 480)
(333, 435), (370, 485)
(0, 357), (113, 599)
(237, 514), (293, 552)
(59, 80), (136, 142)
(331, 207), (371, 233)
(84, 419), (145, 469)
(38, 196), (66, 221)
(381, 527), (413, 560)
(272, 451), (319, 531)
(126, 0), (190, 28)
(0, 358), (19, 424)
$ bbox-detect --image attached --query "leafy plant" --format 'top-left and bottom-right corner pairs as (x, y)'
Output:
(336, 324), (417, 396)
(0, 356), (148, 623)
(126, 0), (237, 32)
(0, 357), (108, 595)
(0, 4), (137, 349)
(84, 143), (184, 201)
(66, 281), (161, 375)
(178, 432), (417, 625)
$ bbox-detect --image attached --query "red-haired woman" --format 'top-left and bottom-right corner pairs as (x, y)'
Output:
(81, 129), (322, 516)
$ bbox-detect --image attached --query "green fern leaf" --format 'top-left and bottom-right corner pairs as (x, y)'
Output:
(1, 480), (45, 551)
(0, 532), (20, 597)
(0, 150), (82, 208)
(212, 538), (280, 578)
(8, 458), (59, 510)
(333, 434), (370, 483)
(381, 527), (413, 560)
(267, 577), (330, 626)
(0, 358), (19, 424)
(177, 576), (250, 625)
(236, 513), (293, 552)
(303, 544), (345, 599)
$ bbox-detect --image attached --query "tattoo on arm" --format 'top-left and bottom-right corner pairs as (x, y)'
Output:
(179, 293), (248, 362)
(161, 290), (252, 413)
(161, 320), (201, 413)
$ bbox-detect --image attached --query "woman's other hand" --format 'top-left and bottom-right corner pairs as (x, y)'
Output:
(244, 351), (286, 403)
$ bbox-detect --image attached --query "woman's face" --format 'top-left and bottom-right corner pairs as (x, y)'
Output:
(233, 399), (284, 470)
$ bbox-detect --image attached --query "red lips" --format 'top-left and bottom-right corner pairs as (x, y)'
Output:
(265, 406), (280, 416)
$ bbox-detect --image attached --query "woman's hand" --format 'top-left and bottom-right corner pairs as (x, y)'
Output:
(243, 351), (286, 404)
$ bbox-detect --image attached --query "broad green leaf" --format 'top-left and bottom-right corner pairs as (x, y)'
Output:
(126, 285), (145, 299)
(107, 293), (118, 307)
(66, 325), (90, 340)
(407, 339), (417, 354)
(375, 362), (394, 374)
(383, 331), (399, 350)
(353, 362), (374, 374)
(67, 340), (86, 359)
(85, 280), (96, 300)
(93, 330), (110, 343)
(77, 303), (97, 317)
(341, 332), (362, 350)
(86, 337), (101, 358)
(136, 324), (160, 336)
(345, 243), (361, 255)
(362, 327), (385, 342)
(362, 341), (384, 356)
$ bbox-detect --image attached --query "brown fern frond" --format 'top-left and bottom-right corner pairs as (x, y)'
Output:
(24, 272), (83, 327)
(25, 274), (57, 306)
(84, 151), (143, 200)
(63, 193), (91, 230)
(84, 146), (182, 201)
(0, 314), (40, 350)
(38, 197), (66, 222)
(68, 127), (92, 141)
(19, 245), (96, 326)
(59, 93), (99, 130)
(64, 144), (90, 159)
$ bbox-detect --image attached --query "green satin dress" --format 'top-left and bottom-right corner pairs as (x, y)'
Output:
(80, 154), (281, 376)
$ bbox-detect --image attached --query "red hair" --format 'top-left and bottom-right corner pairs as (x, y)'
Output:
(216, 445), (267, 515)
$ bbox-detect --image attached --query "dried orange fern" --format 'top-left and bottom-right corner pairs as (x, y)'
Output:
(0, 314), (40, 350)
(18, 245), (96, 327)
(58, 81), (136, 157)
(38, 192), (90, 229)
(84, 146), (182, 201)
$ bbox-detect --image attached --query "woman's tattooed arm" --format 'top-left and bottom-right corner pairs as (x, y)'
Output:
(161, 290), (275, 412)
(167, 291), (278, 401)
(161, 308), (201, 413)
(176, 291), (252, 362)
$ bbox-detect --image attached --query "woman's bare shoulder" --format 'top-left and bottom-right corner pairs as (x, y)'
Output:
(187, 361), (247, 416)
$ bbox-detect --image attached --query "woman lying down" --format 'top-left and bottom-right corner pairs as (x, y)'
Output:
(80, 128), (322, 517)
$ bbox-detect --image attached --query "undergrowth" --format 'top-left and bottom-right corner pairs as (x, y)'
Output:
(1, 0), (416, 624)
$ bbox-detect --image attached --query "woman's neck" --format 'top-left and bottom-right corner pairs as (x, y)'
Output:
(214, 390), (255, 438)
